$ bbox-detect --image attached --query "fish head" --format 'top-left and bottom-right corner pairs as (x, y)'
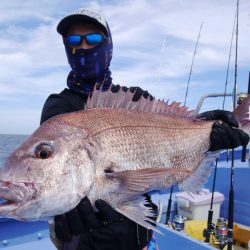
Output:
(0, 118), (96, 221)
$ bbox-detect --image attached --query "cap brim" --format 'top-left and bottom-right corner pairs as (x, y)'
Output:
(57, 14), (107, 35)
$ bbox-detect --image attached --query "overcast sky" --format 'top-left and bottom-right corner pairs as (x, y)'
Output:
(0, 0), (250, 135)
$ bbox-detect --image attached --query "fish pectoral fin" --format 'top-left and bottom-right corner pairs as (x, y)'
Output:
(116, 197), (164, 234)
(106, 167), (191, 194)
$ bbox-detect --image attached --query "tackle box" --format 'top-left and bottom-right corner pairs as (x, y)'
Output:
(176, 189), (224, 220)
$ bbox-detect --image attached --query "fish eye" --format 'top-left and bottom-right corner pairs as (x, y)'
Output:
(34, 144), (53, 159)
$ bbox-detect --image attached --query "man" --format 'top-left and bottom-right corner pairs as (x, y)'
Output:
(40, 8), (249, 250)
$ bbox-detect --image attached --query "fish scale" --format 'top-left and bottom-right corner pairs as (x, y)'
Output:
(80, 110), (212, 169)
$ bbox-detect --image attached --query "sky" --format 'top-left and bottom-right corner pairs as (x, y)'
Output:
(0, 0), (249, 135)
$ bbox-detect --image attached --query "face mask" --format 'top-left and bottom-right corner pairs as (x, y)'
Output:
(66, 68), (112, 96)
(64, 26), (113, 80)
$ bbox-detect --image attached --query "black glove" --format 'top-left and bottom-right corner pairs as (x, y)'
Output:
(110, 85), (153, 101)
(54, 197), (153, 250)
(197, 110), (249, 151)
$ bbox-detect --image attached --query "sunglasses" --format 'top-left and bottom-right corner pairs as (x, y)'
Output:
(63, 33), (106, 47)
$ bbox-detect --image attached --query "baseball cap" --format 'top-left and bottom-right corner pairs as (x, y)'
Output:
(57, 8), (108, 35)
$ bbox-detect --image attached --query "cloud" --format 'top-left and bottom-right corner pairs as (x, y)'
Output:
(0, 0), (250, 134)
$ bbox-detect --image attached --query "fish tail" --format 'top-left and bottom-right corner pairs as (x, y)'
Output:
(233, 95), (250, 134)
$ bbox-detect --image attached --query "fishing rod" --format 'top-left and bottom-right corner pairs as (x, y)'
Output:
(204, 159), (218, 243)
(204, 1), (241, 247)
(222, 8), (237, 110)
(223, 7), (237, 163)
(203, 5), (237, 244)
(165, 185), (173, 225)
(227, 0), (240, 249)
(165, 24), (203, 226)
(248, 71), (250, 94)
(184, 22), (203, 106)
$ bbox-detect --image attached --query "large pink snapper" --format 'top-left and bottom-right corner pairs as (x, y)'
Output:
(0, 87), (249, 231)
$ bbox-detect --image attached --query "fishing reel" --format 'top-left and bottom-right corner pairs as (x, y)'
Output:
(237, 92), (248, 105)
(203, 217), (228, 249)
(172, 215), (186, 231)
(203, 221), (215, 241)
(213, 218), (228, 249)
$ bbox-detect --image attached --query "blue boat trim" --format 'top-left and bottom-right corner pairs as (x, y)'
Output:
(0, 147), (249, 249)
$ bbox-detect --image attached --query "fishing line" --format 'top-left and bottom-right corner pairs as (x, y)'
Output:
(157, 34), (167, 86)
(222, 9), (237, 110)
(184, 22), (203, 107)
(222, 8), (237, 163)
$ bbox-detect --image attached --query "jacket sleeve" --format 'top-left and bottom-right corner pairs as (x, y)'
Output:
(40, 94), (72, 125)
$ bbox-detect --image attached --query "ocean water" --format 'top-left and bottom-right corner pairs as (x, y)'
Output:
(0, 134), (28, 167)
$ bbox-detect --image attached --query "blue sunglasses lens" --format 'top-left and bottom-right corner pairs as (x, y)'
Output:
(64, 35), (81, 46)
(85, 34), (103, 44)
(64, 34), (104, 46)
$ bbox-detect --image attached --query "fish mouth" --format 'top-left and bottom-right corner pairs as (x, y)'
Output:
(0, 180), (37, 212)
(0, 199), (15, 205)
(0, 199), (20, 219)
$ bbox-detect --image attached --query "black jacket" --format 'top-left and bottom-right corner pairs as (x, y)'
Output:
(40, 85), (156, 250)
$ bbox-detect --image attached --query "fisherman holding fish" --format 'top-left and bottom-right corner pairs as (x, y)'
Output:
(41, 8), (158, 250)
(0, 7), (247, 250)
(39, 7), (250, 250)
(41, 9), (248, 250)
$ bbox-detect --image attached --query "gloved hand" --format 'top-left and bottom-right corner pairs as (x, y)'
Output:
(110, 85), (153, 101)
(197, 110), (249, 151)
(54, 197), (153, 250)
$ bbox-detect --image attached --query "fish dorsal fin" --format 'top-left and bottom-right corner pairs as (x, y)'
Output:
(86, 85), (196, 118)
